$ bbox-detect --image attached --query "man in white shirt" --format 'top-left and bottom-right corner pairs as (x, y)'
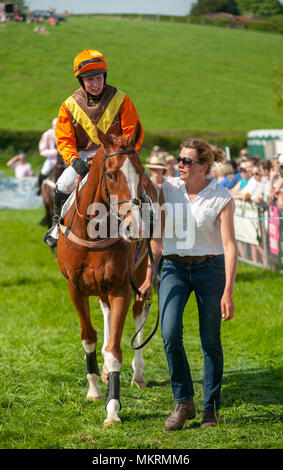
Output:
(6, 153), (33, 178)
(36, 118), (59, 194)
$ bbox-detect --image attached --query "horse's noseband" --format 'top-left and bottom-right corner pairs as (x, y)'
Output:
(103, 149), (138, 161)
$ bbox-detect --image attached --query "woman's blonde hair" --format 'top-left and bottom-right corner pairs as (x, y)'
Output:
(217, 162), (234, 177)
(180, 139), (225, 174)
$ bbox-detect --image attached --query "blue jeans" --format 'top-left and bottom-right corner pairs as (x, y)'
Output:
(159, 255), (226, 411)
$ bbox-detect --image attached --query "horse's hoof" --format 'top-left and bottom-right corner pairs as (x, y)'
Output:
(103, 417), (122, 428)
(86, 394), (103, 402)
(131, 378), (147, 389)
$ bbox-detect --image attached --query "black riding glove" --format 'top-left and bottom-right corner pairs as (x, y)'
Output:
(71, 158), (90, 177)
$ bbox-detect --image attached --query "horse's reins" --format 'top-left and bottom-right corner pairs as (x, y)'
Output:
(75, 174), (87, 220)
(74, 156), (95, 221)
(129, 237), (160, 351)
(73, 149), (159, 350)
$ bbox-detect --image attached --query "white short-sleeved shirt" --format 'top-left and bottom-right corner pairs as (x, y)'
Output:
(241, 176), (261, 201)
(161, 176), (232, 256)
(12, 162), (33, 178)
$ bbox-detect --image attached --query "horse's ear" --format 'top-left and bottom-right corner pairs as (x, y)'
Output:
(109, 121), (122, 138)
(129, 120), (142, 148)
(95, 123), (109, 148)
(95, 122), (122, 148)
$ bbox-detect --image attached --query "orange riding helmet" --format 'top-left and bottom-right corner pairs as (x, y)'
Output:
(73, 49), (108, 78)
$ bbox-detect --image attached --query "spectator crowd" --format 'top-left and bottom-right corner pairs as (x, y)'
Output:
(5, 144), (283, 211)
(213, 149), (283, 210)
(144, 145), (283, 210)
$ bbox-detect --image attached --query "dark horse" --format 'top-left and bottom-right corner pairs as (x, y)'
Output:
(41, 155), (66, 227)
(57, 122), (158, 426)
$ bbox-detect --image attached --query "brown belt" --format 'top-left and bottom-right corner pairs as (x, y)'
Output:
(164, 254), (216, 264)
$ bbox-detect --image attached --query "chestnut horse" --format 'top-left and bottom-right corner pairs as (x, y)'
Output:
(57, 122), (158, 426)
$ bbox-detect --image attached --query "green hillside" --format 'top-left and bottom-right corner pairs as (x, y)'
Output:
(0, 15), (283, 137)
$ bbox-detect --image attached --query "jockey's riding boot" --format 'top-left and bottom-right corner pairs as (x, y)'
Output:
(43, 188), (68, 248)
(36, 172), (46, 195)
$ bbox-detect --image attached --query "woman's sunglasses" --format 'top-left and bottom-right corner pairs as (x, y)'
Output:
(176, 156), (201, 167)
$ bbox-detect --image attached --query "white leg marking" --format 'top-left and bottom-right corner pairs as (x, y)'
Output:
(82, 340), (96, 353)
(104, 400), (122, 426)
(86, 373), (103, 401)
(99, 299), (111, 359)
(104, 351), (121, 373)
(99, 299), (111, 384)
(131, 306), (147, 388)
(81, 340), (102, 401)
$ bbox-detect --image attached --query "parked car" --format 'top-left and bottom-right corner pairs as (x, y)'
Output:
(30, 10), (65, 22)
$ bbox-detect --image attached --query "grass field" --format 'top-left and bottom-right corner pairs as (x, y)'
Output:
(0, 208), (282, 450)
(0, 16), (283, 135)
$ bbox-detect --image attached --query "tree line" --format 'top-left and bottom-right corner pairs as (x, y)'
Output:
(191, 0), (283, 17)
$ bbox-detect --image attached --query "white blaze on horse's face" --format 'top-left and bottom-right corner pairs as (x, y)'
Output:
(120, 157), (139, 199)
(119, 157), (142, 242)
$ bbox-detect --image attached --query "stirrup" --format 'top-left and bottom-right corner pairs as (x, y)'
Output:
(44, 224), (59, 247)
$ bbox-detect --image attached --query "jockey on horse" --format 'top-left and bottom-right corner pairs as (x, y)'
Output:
(44, 48), (151, 248)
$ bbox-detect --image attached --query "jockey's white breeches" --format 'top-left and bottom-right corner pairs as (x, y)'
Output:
(56, 150), (96, 195)
(41, 157), (57, 176)
(56, 165), (79, 195)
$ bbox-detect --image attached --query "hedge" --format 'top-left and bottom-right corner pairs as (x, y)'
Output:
(89, 13), (283, 35)
(0, 128), (247, 160)
(144, 130), (247, 157)
(0, 129), (43, 153)
(188, 15), (283, 34)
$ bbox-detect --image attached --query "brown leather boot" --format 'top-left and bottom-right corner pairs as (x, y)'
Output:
(201, 410), (220, 428)
(165, 398), (196, 431)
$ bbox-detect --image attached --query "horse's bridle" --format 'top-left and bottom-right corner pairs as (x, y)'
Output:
(102, 149), (143, 220)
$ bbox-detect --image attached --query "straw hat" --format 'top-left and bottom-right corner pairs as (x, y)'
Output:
(165, 155), (176, 163)
(145, 155), (167, 170)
